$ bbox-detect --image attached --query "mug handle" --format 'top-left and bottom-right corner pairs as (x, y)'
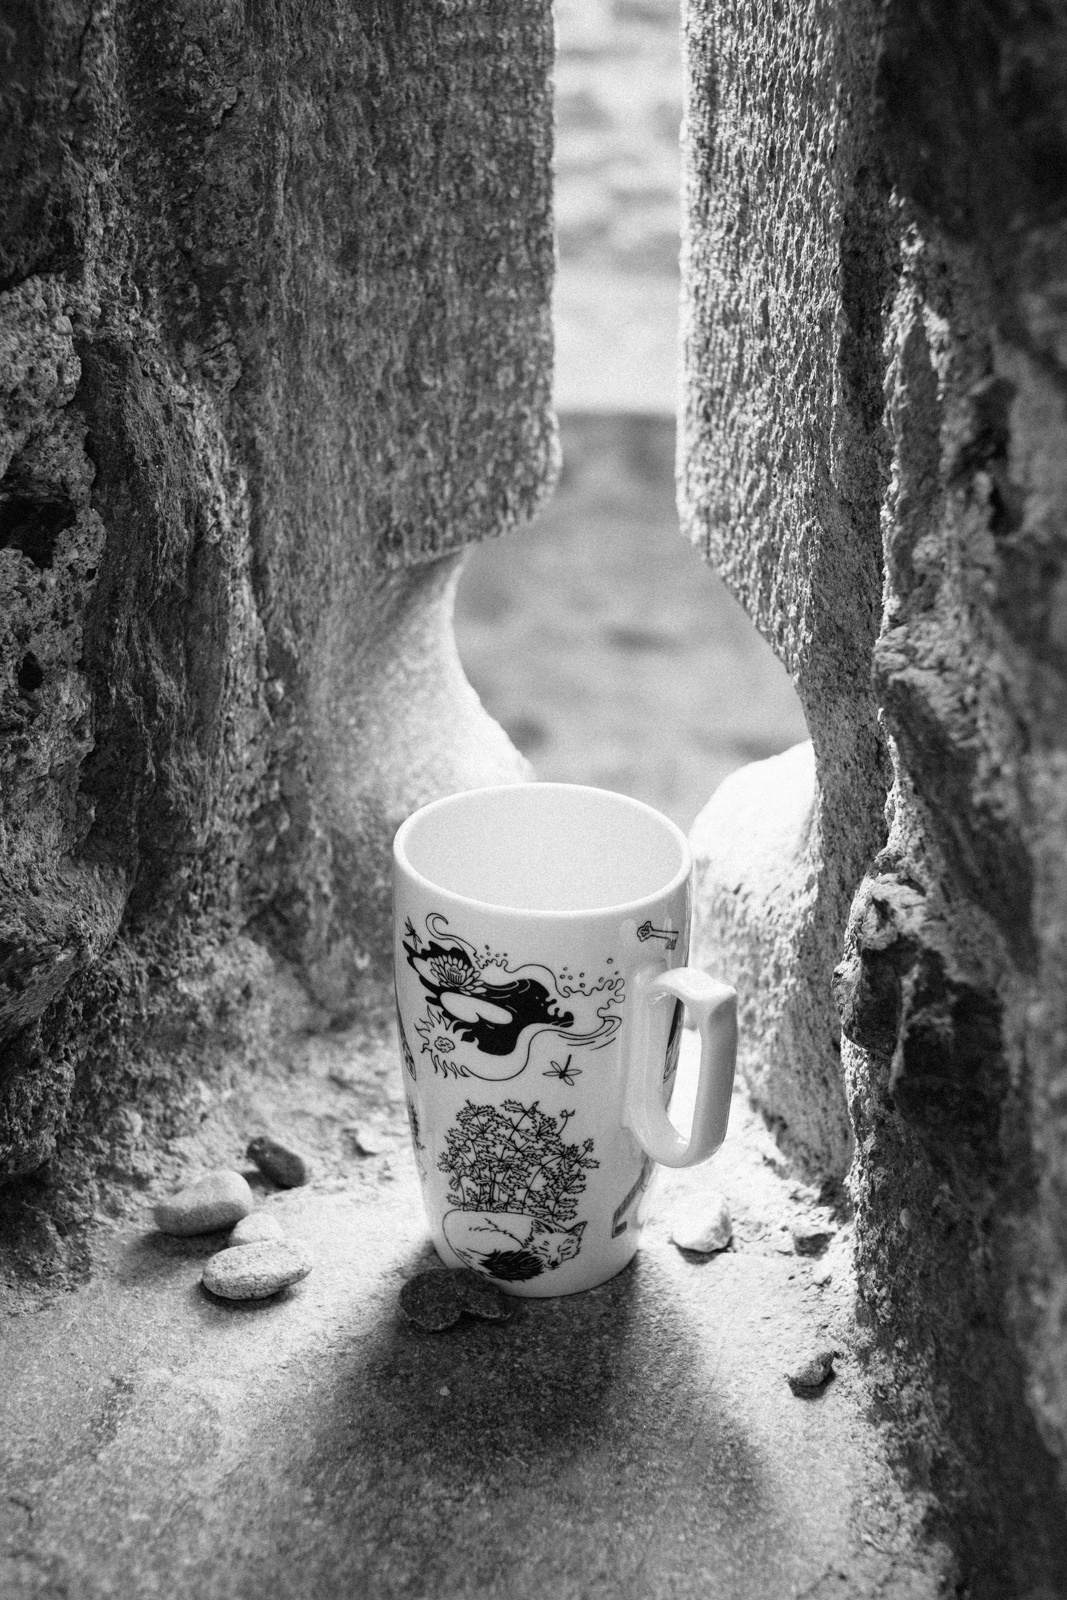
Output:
(623, 967), (738, 1168)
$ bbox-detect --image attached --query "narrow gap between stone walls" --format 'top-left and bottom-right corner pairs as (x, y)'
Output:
(453, 0), (809, 839)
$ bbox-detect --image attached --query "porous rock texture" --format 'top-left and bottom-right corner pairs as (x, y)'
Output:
(682, 0), (1067, 1591)
(1, 3), (554, 1265)
(689, 741), (845, 1172)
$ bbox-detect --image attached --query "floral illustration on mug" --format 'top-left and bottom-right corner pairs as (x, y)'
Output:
(439, 1099), (598, 1281)
(402, 913), (624, 1082)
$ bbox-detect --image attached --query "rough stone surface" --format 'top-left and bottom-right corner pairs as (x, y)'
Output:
(668, 1190), (732, 1254)
(246, 1135), (309, 1189)
(398, 1270), (466, 1332)
(681, 0), (889, 1176)
(201, 1238), (311, 1301)
(787, 1349), (837, 1397)
(683, 0), (1067, 1589)
(792, 1228), (834, 1259)
(0, 1063), (950, 1598)
(226, 1210), (284, 1249)
(398, 1268), (512, 1333)
(452, 1268), (513, 1323)
(690, 741), (852, 1175)
(0, 3), (553, 1233)
(152, 1170), (254, 1237)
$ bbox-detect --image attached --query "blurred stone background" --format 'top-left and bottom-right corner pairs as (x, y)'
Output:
(454, 0), (808, 830)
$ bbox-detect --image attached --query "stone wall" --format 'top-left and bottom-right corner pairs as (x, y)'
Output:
(0, 2), (554, 1237)
(681, 0), (1067, 1589)
(552, 0), (684, 412)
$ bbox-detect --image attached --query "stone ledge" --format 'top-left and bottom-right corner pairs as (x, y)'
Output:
(689, 741), (854, 1180)
(0, 1031), (945, 1600)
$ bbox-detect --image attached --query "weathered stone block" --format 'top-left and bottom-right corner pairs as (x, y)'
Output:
(679, 0), (890, 1176)
(0, 4), (554, 1207)
(683, 0), (1067, 1586)
(690, 740), (853, 1178)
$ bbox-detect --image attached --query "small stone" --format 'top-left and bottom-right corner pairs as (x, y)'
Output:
(246, 1135), (310, 1188)
(791, 1226), (835, 1257)
(225, 1211), (285, 1248)
(453, 1270), (512, 1322)
(813, 1265), (833, 1287)
(349, 1125), (391, 1156)
(398, 1268), (513, 1331)
(669, 1191), (732, 1254)
(399, 1271), (462, 1331)
(153, 1170), (254, 1236)
(202, 1240), (312, 1301)
(786, 1347), (837, 1395)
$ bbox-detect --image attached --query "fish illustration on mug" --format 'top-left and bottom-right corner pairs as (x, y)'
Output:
(402, 913), (624, 1082)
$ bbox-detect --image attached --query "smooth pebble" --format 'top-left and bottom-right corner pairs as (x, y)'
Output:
(225, 1211), (284, 1248)
(202, 1240), (312, 1300)
(246, 1135), (310, 1188)
(350, 1125), (391, 1157)
(786, 1347), (837, 1395)
(669, 1191), (733, 1254)
(153, 1170), (254, 1236)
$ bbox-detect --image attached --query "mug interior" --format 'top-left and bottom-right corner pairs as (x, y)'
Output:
(395, 784), (689, 914)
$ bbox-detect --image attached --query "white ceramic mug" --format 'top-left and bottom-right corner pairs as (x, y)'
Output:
(392, 783), (737, 1297)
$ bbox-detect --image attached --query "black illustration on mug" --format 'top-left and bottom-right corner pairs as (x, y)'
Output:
(543, 1053), (581, 1085)
(402, 913), (624, 1081)
(405, 1095), (427, 1178)
(637, 919), (679, 951)
(398, 1009), (417, 1081)
(439, 1099), (598, 1281)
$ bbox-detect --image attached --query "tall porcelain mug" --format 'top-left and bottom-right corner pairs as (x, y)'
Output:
(392, 783), (738, 1297)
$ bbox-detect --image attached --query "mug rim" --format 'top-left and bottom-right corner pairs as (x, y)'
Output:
(393, 781), (692, 920)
